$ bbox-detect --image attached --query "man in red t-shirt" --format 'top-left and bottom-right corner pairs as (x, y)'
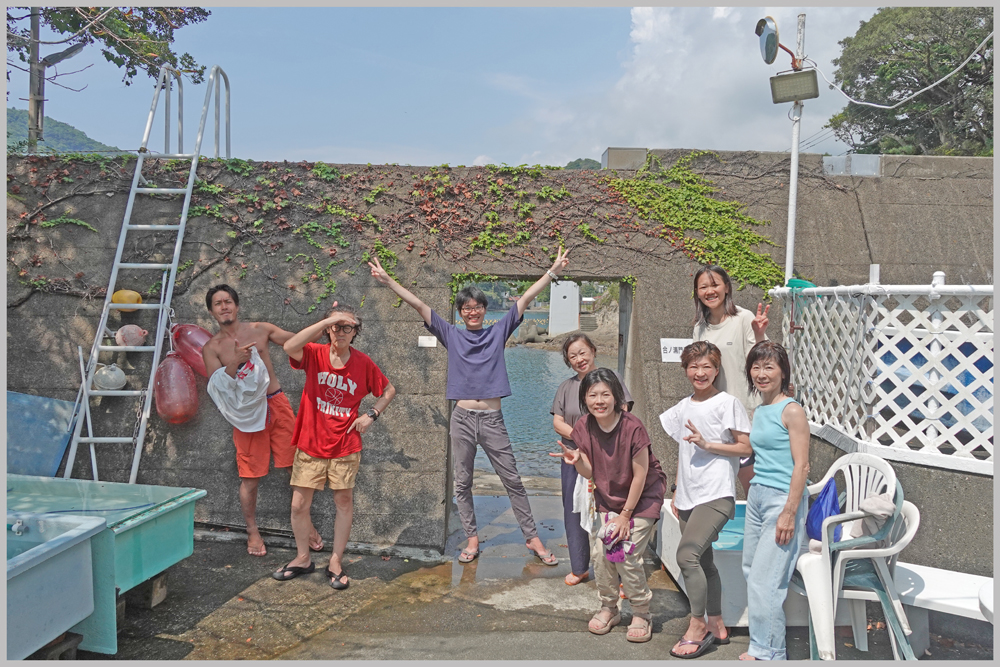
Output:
(272, 303), (396, 590)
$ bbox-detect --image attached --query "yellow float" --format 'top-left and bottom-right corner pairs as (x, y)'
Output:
(111, 289), (142, 312)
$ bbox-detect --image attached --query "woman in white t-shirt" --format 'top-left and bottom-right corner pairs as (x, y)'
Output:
(659, 341), (752, 658)
(692, 265), (768, 493)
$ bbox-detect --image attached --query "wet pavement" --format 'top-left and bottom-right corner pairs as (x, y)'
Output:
(79, 475), (993, 660)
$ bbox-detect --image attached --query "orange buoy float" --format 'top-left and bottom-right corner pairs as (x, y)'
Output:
(112, 289), (143, 312)
(154, 352), (198, 424)
(170, 324), (213, 377)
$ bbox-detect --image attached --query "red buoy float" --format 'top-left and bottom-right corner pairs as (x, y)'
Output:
(154, 352), (198, 424)
(170, 324), (213, 377)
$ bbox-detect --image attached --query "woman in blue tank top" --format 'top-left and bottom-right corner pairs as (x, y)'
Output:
(739, 341), (810, 661)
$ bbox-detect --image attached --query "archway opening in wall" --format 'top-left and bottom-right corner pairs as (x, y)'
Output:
(450, 276), (631, 481)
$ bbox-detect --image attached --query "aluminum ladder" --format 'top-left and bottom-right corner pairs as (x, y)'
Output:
(64, 64), (231, 483)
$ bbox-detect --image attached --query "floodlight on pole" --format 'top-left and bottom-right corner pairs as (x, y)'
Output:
(40, 42), (85, 67)
(756, 13), (809, 286)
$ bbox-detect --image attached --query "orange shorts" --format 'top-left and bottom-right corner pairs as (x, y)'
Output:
(232, 390), (296, 478)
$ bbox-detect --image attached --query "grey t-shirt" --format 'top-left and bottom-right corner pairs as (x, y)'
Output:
(551, 369), (633, 448)
(425, 303), (523, 401)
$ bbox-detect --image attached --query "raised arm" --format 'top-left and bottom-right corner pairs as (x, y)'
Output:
(261, 321), (296, 347)
(368, 256), (432, 325)
(283, 310), (355, 362)
(517, 247), (570, 318)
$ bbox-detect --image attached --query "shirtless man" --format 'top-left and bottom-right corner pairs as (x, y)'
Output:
(202, 284), (321, 557)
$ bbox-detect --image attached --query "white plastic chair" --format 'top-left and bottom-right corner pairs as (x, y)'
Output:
(788, 453), (899, 660)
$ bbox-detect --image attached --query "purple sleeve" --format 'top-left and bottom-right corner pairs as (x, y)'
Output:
(497, 303), (525, 341)
(424, 309), (453, 348)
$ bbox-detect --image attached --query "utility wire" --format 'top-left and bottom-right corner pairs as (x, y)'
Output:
(806, 30), (994, 111)
(789, 36), (993, 154)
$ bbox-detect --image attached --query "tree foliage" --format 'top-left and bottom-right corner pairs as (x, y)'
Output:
(826, 7), (993, 156)
(565, 158), (601, 170)
(7, 7), (211, 85)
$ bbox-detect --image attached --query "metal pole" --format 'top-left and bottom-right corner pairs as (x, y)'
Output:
(27, 8), (41, 152)
(783, 13), (806, 286)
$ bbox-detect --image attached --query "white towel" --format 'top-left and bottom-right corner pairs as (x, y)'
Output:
(850, 492), (896, 546)
(572, 473), (596, 535)
(206, 347), (270, 432)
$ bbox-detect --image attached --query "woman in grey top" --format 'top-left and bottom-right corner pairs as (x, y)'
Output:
(551, 333), (632, 585)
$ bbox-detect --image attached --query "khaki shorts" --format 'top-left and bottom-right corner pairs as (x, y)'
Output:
(290, 449), (361, 490)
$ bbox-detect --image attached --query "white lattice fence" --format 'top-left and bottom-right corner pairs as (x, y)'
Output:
(772, 272), (993, 476)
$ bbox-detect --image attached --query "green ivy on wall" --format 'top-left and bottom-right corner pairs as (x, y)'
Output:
(606, 151), (784, 293)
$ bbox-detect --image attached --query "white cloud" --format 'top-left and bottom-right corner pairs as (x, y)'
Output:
(486, 6), (878, 165)
(472, 154), (493, 166)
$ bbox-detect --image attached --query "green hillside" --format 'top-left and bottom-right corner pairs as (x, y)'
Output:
(7, 108), (119, 153)
(565, 158), (600, 170)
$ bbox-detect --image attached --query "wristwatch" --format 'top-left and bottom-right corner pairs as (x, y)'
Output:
(366, 408), (380, 421)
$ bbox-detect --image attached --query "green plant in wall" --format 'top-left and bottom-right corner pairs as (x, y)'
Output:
(606, 151), (783, 293)
(622, 275), (638, 297)
(294, 220), (351, 251)
(309, 161), (340, 182)
(39, 215), (97, 233)
(447, 272), (499, 304)
(222, 158), (253, 177)
(577, 222), (605, 244)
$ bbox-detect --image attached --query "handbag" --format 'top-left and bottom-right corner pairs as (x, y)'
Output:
(806, 477), (842, 542)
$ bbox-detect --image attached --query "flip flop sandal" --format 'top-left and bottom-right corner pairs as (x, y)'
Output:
(271, 562), (315, 581)
(458, 549), (481, 564)
(324, 566), (349, 590)
(669, 631), (716, 658)
(626, 615), (653, 643)
(526, 542), (558, 566)
(714, 630), (730, 645)
(564, 572), (590, 585)
(587, 609), (621, 635)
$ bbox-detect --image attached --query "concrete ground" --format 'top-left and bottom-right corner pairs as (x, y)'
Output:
(79, 474), (993, 660)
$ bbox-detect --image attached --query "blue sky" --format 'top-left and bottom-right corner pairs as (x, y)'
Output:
(8, 7), (879, 166)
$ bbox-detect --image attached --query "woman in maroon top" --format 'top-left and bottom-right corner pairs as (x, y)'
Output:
(551, 368), (666, 643)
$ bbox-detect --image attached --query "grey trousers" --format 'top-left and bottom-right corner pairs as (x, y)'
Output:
(676, 496), (736, 618)
(450, 406), (538, 541)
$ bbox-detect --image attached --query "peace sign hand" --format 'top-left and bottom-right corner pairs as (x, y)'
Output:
(752, 303), (770, 338)
(683, 420), (708, 449)
(548, 440), (581, 466)
(367, 256), (391, 285)
(548, 246), (570, 275)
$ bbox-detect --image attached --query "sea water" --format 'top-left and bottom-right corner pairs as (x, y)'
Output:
(475, 346), (618, 478)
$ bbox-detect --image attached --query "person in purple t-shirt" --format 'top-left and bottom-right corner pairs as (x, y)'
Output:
(368, 249), (570, 566)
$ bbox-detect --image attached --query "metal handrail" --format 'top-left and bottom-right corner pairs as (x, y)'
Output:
(65, 64), (231, 483)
